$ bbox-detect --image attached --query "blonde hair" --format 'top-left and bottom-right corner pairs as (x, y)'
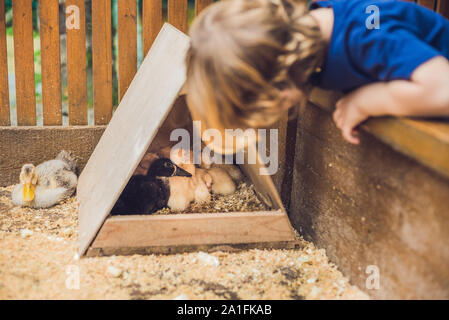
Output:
(186, 0), (326, 134)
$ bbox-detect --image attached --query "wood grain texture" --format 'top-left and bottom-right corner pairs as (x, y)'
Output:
(0, 126), (105, 187)
(90, 211), (296, 254)
(92, 0), (113, 125)
(66, 0), (88, 125)
(77, 24), (190, 256)
(12, 0), (36, 126)
(309, 88), (449, 180)
(118, 0), (137, 101)
(417, 0), (435, 10)
(87, 240), (299, 257)
(437, 0), (449, 19)
(290, 102), (449, 299)
(195, 0), (213, 16)
(39, 0), (62, 125)
(142, 0), (162, 57)
(168, 0), (188, 33)
(0, 0), (9, 126)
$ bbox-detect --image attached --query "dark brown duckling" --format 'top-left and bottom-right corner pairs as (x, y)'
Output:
(111, 158), (192, 215)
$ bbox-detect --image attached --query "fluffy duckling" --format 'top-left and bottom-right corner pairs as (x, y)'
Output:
(193, 168), (213, 203)
(161, 146), (214, 211)
(212, 164), (244, 183)
(208, 167), (236, 195)
(167, 168), (213, 211)
(12, 150), (78, 209)
(111, 158), (191, 215)
(199, 150), (244, 182)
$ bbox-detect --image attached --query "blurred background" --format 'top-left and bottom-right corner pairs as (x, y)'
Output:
(2, 0), (197, 125)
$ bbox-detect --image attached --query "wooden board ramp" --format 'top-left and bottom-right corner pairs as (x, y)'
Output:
(77, 23), (297, 257)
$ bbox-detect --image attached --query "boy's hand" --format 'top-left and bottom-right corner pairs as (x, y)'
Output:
(333, 89), (370, 144)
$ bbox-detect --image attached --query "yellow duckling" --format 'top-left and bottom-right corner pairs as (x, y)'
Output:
(12, 151), (78, 209)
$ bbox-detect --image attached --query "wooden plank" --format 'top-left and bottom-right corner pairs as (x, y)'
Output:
(0, 126), (106, 187)
(0, 0), (9, 126)
(168, 0), (188, 33)
(87, 240), (299, 257)
(66, 0), (88, 125)
(195, 0), (213, 16)
(290, 102), (449, 299)
(309, 88), (449, 180)
(142, 0), (162, 57)
(12, 0), (36, 126)
(118, 0), (137, 101)
(39, 0), (62, 125)
(92, 0), (113, 125)
(417, 0), (435, 10)
(437, 0), (449, 19)
(90, 211), (296, 254)
(77, 24), (190, 256)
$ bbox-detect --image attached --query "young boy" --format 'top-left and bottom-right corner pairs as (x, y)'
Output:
(185, 0), (449, 145)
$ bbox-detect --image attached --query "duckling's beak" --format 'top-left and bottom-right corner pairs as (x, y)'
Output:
(173, 165), (192, 177)
(23, 181), (36, 202)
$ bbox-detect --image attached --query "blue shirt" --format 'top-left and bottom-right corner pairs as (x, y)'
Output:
(309, 0), (449, 91)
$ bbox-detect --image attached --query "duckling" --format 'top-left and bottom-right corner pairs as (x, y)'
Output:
(161, 146), (213, 211)
(212, 164), (244, 183)
(167, 172), (213, 211)
(208, 167), (236, 195)
(111, 158), (192, 215)
(12, 150), (78, 209)
(193, 168), (213, 204)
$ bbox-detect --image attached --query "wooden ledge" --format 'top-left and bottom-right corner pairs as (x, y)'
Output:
(0, 126), (106, 186)
(309, 88), (449, 180)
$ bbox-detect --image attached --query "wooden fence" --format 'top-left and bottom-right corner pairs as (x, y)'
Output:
(0, 0), (448, 127)
(0, 0), (214, 127)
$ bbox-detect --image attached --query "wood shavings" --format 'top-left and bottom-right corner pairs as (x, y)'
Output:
(0, 185), (369, 300)
(154, 182), (268, 215)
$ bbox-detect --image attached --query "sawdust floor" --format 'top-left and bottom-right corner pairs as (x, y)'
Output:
(0, 186), (368, 300)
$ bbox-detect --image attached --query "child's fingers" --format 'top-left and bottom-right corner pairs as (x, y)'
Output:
(342, 124), (360, 145)
(333, 109), (343, 129)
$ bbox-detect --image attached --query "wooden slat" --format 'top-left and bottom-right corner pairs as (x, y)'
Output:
(118, 0), (137, 101)
(12, 0), (36, 126)
(90, 211), (296, 255)
(39, 0), (62, 125)
(437, 0), (449, 19)
(92, 0), (113, 125)
(0, 0), (9, 126)
(309, 88), (449, 180)
(66, 0), (88, 125)
(195, 0), (213, 16)
(0, 126), (106, 187)
(142, 0), (162, 57)
(417, 0), (435, 10)
(168, 0), (188, 33)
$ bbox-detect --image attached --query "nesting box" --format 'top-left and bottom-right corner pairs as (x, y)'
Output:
(77, 24), (297, 257)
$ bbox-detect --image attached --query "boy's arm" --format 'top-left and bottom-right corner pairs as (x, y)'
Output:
(333, 56), (449, 144)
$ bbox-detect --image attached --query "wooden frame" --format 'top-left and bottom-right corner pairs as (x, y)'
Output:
(77, 24), (297, 257)
(87, 211), (297, 257)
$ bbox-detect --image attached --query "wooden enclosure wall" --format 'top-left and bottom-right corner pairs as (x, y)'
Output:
(290, 102), (449, 299)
